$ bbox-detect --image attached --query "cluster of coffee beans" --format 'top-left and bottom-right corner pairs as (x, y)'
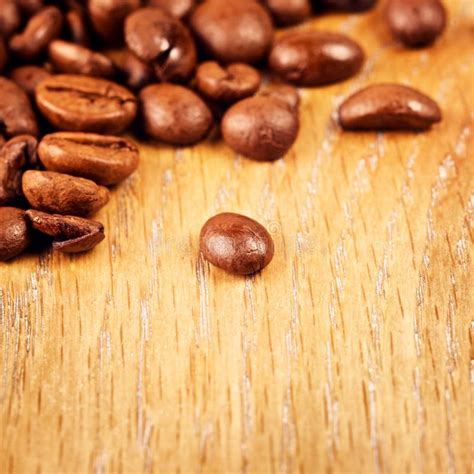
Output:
(0, 0), (446, 270)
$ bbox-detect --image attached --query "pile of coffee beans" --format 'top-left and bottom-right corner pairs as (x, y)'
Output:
(0, 0), (446, 271)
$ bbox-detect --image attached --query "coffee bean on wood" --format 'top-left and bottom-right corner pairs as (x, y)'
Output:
(0, 207), (31, 261)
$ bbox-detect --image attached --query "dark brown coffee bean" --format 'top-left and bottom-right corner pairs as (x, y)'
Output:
(65, 7), (90, 46)
(48, 40), (115, 78)
(317, 0), (377, 11)
(338, 83), (442, 131)
(119, 52), (154, 90)
(0, 77), (39, 139)
(195, 61), (261, 104)
(0, 0), (21, 38)
(22, 170), (110, 216)
(0, 135), (37, 205)
(222, 95), (299, 161)
(200, 212), (275, 275)
(88, 0), (141, 44)
(190, 0), (274, 65)
(385, 0), (447, 48)
(147, 0), (195, 18)
(140, 84), (213, 145)
(125, 7), (197, 83)
(0, 207), (31, 261)
(265, 0), (311, 25)
(9, 6), (63, 61)
(9, 65), (51, 97)
(26, 209), (105, 253)
(258, 84), (300, 112)
(269, 30), (364, 87)
(36, 74), (137, 134)
(38, 132), (139, 186)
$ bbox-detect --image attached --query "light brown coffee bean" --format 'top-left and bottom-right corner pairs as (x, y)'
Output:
(26, 209), (105, 253)
(36, 74), (137, 134)
(258, 84), (300, 112)
(265, 0), (311, 25)
(200, 212), (275, 275)
(338, 83), (442, 131)
(48, 40), (115, 78)
(140, 84), (213, 145)
(9, 65), (51, 97)
(38, 132), (139, 186)
(0, 0), (21, 38)
(0, 207), (31, 261)
(22, 170), (110, 216)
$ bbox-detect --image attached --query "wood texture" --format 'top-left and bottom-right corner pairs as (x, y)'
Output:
(1, 1), (473, 472)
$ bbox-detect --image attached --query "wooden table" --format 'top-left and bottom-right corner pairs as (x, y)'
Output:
(1, 1), (472, 472)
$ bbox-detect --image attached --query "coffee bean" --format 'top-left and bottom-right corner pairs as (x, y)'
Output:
(38, 132), (139, 186)
(125, 7), (197, 83)
(0, 0), (21, 38)
(147, 0), (195, 18)
(266, 0), (312, 25)
(26, 209), (105, 253)
(0, 207), (31, 261)
(9, 66), (51, 97)
(9, 6), (63, 61)
(0, 135), (38, 205)
(0, 77), (39, 139)
(88, 0), (141, 44)
(48, 40), (115, 78)
(338, 83), (442, 131)
(140, 84), (213, 145)
(22, 170), (110, 216)
(269, 30), (364, 87)
(317, 0), (377, 11)
(221, 95), (299, 161)
(200, 212), (275, 275)
(190, 0), (274, 65)
(385, 0), (446, 48)
(65, 6), (90, 46)
(258, 84), (300, 112)
(119, 52), (154, 91)
(36, 74), (137, 134)
(195, 61), (261, 104)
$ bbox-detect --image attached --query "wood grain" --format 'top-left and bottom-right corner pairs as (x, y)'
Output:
(1, 1), (473, 472)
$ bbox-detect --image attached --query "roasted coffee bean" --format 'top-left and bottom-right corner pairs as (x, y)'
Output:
(258, 84), (300, 112)
(125, 7), (197, 83)
(195, 62), (261, 104)
(0, 0), (21, 38)
(36, 74), (137, 134)
(190, 0), (274, 65)
(26, 209), (105, 253)
(48, 40), (115, 78)
(147, 0), (195, 18)
(140, 84), (213, 145)
(316, 0), (377, 11)
(38, 132), (139, 186)
(269, 30), (364, 87)
(0, 207), (31, 261)
(0, 135), (38, 205)
(200, 212), (275, 275)
(0, 78), (39, 139)
(119, 52), (154, 90)
(9, 66), (51, 97)
(0, 39), (7, 73)
(9, 6), (63, 61)
(265, 0), (312, 25)
(385, 0), (447, 48)
(88, 0), (141, 44)
(222, 95), (299, 161)
(338, 83), (442, 131)
(65, 7), (90, 46)
(22, 170), (110, 216)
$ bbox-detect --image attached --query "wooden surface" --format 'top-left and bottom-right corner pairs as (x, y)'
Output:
(1, 1), (473, 473)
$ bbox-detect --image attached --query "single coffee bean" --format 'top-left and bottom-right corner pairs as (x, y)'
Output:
(222, 95), (299, 161)
(140, 84), (213, 145)
(0, 0), (21, 38)
(0, 207), (31, 261)
(36, 74), (137, 134)
(9, 65), (51, 97)
(125, 7), (197, 83)
(265, 0), (312, 25)
(269, 30), (364, 87)
(88, 0), (141, 44)
(147, 0), (195, 18)
(48, 40), (115, 78)
(38, 132), (139, 186)
(200, 212), (275, 275)
(338, 83), (442, 131)
(385, 0), (447, 48)
(26, 209), (105, 253)
(0, 77), (39, 139)
(195, 61), (261, 105)
(22, 170), (110, 216)
(258, 84), (301, 112)
(316, 0), (377, 11)
(119, 52), (154, 91)
(9, 6), (63, 61)
(190, 0), (274, 65)
(65, 7), (90, 46)
(0, 135), (38, 205)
